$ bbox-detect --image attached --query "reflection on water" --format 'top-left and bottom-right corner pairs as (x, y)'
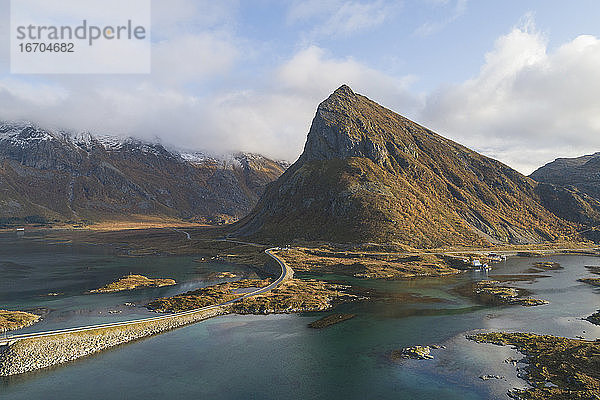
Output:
(1, 232), (599, 399)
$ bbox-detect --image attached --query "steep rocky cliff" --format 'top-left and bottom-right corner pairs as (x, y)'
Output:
(233, 85), (579, 247)
(0, 122), (287, 226)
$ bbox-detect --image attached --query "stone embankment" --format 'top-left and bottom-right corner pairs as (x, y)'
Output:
(0, 306), (227, 376)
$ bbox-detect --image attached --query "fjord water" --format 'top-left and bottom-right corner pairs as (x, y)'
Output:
(1, 232), (599, 399)
(0, 232), (251, 333)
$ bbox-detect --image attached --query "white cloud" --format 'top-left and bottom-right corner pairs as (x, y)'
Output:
(421, 18), (600, 173)
(0, 38), (416, 163)
(2, 2), (600, 176)
(182, 46), (420, 161)
(277, 46), (419, 110)
(0, 78), (68, 107)
(152, 32), (238, 86)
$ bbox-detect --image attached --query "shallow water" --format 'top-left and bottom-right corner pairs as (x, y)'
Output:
(0, 232), (599, 399)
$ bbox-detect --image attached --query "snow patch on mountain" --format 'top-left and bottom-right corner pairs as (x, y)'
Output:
(0, 120), (291, 168)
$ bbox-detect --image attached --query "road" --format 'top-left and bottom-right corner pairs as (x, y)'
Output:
(1, 247), (292, 345)
(169, 227), (192, 240)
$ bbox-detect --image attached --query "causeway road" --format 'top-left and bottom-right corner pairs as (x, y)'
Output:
(1, 247), (293, 345)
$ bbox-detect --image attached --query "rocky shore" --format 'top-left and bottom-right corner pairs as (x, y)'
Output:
(0, 306), (227, 376)
(469, 332), (600, 399)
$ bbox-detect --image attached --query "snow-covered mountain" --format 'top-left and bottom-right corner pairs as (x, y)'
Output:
(0, 121), (288, 226)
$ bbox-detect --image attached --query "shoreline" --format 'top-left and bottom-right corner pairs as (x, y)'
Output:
(1, 224), (598, 254)
(469, 332), (599, 399)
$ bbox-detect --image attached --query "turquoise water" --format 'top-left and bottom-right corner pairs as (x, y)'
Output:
(1, 232), (599, 399)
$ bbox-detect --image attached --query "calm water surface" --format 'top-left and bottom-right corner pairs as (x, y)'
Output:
(1, 232), (598, 399)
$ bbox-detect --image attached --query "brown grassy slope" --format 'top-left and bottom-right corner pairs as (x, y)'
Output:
(234, 85), (579, 247)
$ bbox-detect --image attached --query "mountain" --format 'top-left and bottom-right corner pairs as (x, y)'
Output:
(530, 152), (600, 227)
(0, 122), (287, 226)
(233, 85), (580, 247)
(531, 152), (600, 200)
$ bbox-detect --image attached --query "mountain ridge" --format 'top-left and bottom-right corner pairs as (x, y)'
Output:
(531, 152), (600, 200)
(0, 121), (288, 226)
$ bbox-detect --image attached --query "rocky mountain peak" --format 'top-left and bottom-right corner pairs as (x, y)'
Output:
(234, 86), (583, 247)
(300, 85), (395, 166)
(318, 84), (359, 112)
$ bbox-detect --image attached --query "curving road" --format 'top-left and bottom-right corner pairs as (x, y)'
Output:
(169, 227), (192, 240)
(1, 247), (293, 345)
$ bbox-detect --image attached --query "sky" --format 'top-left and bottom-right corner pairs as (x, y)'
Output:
(1, 0), (600, 174)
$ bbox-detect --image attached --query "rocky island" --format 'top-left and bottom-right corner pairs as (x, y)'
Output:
(457, 280), (548, 307)
(90, 274), (176, 294)
(580, 266), (600, 288)
(390, 344), (445, 360)
(147, 278), (359, 314)
(578, 277), (600, 287)
(0, 310), (40, 332)
(586, 310), (600, 326)
(308, 313), (356, 329)
(528, 261), (563, 272)
(585, 266), (600, 275)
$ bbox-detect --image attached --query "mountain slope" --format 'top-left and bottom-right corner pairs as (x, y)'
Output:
(533, 183), (600, 226)
(0, 122), (287, 226)
(233, 85), (578, 247)
(530, 152), (600, 228)
(531, 153), (600, 200)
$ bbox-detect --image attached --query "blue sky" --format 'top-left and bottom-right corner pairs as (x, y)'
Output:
(227, 1), (600, 90)
(1, 0), (600, 173)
